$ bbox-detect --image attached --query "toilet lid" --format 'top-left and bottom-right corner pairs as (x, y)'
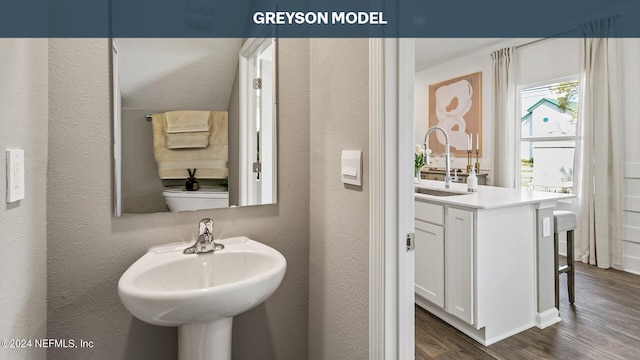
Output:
(164, 185), (226, 193)
(163, 185), (228, 198)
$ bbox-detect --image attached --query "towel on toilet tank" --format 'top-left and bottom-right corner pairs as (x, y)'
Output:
(151, 111), (229, 179)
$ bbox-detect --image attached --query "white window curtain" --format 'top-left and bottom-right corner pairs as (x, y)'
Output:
(491, 47), (517, 188)
(573, 16), (623, 269)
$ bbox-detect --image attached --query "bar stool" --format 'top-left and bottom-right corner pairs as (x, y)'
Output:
(553, 210), (577, 309)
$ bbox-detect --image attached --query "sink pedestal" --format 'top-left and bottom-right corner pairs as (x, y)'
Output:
(178, 318), (233, 360)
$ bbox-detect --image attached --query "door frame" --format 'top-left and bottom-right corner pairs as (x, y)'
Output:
(238, 37), (278, 206)
(369, 37), (415, 360)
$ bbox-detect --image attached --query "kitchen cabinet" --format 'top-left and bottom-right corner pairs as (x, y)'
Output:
(415, 206), (474, 325)
(414, 219), (444, 307)
(445, 207), (474, 325)
(414, 180), (574, 345)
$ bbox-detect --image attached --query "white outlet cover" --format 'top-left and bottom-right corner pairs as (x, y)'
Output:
(7, 149), (25, 203)
(543, 216), (551, 237)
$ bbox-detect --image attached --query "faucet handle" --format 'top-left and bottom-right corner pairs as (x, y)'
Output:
(184, 218), (223, 254)
(198, 218), (214, 235)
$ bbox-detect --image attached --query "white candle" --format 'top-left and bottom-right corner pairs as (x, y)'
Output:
(476, 133), (479, 151)
(467, 134), (471, 150)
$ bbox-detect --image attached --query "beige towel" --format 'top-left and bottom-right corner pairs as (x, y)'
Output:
(163, 111), (211, 149)
(151, 111), (229, 179)
(166, 132), (210, 149)
(164, 111), (211, 133)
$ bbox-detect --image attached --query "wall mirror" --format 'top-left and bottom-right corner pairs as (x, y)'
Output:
(112, 38), (277, 216)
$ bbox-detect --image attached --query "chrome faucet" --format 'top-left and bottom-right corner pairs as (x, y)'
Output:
(424, 126), (452, 189)
(183, 218), (224, 254)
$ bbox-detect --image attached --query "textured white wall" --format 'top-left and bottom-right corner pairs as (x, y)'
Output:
(308, 38), (369, 360)
(0, 38), (48, 360)
(47, 38), (309, 360)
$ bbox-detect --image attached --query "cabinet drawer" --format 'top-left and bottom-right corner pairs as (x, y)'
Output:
(415, 200), (444, 225)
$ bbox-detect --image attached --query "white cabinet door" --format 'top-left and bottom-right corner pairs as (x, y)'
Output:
(446, 207), (474, 325)
(414, 220), (444, 307)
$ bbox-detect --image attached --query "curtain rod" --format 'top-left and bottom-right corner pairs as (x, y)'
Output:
(516, 14), (621, 50)
(515, 28), (577, 49)
(515, 38), (547, 49)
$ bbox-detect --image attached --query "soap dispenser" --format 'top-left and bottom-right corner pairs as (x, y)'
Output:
(467, 167), (478, 192)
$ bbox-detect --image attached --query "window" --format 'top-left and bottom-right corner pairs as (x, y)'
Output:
(519, 79), (578, 193)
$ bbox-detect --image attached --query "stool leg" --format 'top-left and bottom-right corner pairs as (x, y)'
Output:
(567, 230), (575, 305)
(554, 232), (560, 310)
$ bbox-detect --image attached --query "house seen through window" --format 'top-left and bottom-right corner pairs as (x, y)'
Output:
(519, 79), (578, 193)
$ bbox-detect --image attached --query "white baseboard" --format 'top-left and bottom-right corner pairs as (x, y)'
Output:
(485, 322), (536, 346)
(535, 308), (561, 329)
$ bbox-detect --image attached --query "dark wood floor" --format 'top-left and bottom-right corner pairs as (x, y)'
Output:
(416, 260), (640, 360)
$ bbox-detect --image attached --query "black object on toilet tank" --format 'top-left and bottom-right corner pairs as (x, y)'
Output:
(186, 169), (199, 191)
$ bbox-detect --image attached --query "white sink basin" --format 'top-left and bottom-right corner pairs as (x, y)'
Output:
(118, 236), (286, 360)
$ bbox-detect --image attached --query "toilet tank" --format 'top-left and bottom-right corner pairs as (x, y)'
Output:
(162, 186), (229, 211)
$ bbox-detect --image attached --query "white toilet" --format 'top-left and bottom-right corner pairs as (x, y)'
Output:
(162, 185), (229, 211)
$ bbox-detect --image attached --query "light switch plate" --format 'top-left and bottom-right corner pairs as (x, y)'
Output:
(7, 149), (25, 203)
(341, 150), (362, 186)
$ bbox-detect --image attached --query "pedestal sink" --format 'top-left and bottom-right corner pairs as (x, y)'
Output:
(118, 236), (286, 360)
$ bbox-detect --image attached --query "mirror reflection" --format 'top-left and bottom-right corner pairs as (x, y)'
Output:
(112, 38), (277, 216)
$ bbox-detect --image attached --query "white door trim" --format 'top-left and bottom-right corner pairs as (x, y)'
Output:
(368, 37), (386, 360)
(238, 37), (277, 206)
(398, 37), (416, 360)
(369, 37), (415, 360)
(238, 47), (251, 206)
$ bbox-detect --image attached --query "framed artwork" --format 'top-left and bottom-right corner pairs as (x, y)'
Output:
(428, 72), (482, 156)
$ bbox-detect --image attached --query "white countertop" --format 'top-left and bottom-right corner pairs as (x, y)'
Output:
(415, 179), (575, 210)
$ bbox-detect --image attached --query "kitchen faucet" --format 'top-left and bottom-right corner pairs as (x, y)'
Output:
(424, 126), (452, 189)
(184, 218), (224, 254)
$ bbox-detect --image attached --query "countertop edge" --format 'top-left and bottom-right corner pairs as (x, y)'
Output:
(414, 180), (575, 210)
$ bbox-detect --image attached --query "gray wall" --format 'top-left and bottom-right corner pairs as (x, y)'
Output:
(227, 67), (240, 206)
(121, 108), (167, 213)
(47, 38), (310, 360)
(308, 39), (370, 360)
(0, 39), (48, 360)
